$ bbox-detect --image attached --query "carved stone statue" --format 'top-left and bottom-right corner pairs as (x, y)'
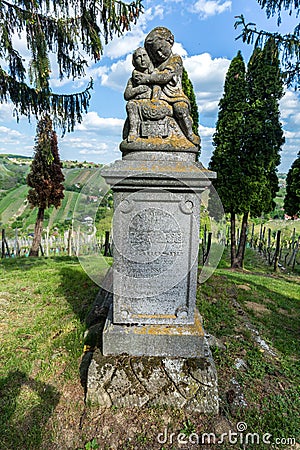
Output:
(120, 27), (200, 154)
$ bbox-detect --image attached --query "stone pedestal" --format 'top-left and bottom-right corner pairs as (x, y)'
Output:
(82, 154), (220, 413)
(101, 155), (215, 358)
(103, 306), (206, 358)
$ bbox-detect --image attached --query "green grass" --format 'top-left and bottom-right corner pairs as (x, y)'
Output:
(0, 185), (29, 222)
(48, 191), (80, 227)
(0, 250), (299, 449)
(198, 249), (300, 448)
(0, 257), (99, 449)
(64, 167), (99, 188)
(0, 162), (14, 178)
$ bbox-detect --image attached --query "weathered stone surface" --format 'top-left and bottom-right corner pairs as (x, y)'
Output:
(162, 358), (199, 399)
(86, 356), (116, 408)
(122, 150), (196, 162)
(86, 348), (219, 414)
(101, 159), (215, 328)
(131, 359), (169, 394)
(102, 159), (215, 191)
(106, 365), (149, 407)
(103, 307), (205, 358)
(122, 27), (200, 155)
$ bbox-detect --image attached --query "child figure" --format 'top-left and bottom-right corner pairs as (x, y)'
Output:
(124, 47), (154, 142)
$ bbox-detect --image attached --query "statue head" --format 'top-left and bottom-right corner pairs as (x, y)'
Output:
(132, 47), (153, 72)
(145, 27), (174, 65)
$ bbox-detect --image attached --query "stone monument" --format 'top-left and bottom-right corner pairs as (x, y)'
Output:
(85, 27), (219, 413)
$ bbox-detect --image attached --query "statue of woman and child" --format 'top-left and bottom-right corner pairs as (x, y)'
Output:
(122, 27), (200, 151)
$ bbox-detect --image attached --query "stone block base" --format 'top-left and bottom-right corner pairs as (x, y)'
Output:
(103, 307), (206, 358)
(86, 347), (219, 414)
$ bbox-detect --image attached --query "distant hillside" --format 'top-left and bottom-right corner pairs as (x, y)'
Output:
(0, 155), (30, 190)
(0, 154), (288, 231)
(0, 160), (107, 233)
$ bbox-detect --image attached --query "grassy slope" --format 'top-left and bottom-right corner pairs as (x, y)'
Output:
(198, 251), (300, 443)
(0, 257), (99, 449)
(0, 185), (29, 222)
(0, 250), (299, 449)
(0, 167), (102, 230)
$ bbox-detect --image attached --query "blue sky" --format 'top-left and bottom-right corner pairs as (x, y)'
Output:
(0, 0), (299, 172)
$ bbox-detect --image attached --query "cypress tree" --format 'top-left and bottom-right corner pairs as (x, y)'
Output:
(182, 68), (199, 137)
(235, 38), (285, 266)
(231, 40), (284, 267)
(209, 42), (284, 268)
(284, 152), (300, 217)
(0, 0), (143, 132)
(27, 115), (65, 256)
(182, 67), (200, 159)
(209, 51), (247, 266)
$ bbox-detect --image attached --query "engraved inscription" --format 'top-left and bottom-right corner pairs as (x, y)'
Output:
(129, 208), (182, 258)
(141, 120), (169, 138)
(117, 207), (183, 278)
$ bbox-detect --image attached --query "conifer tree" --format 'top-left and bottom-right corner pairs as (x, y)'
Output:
(182, 67), (200, 159)
(232, 38), (285, 267)
(27, 115), (64, 256)
(182, 68), (199, 138)
(209, 51), (247, 266)
(209, 42), (284, 268)
(235, 1), (300, 87)
(284, 152), (300, 217)
(0, 0), (143, 132)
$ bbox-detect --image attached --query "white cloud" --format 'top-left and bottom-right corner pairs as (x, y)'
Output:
(79, 149), (108, 155)
(75, 112), (123, 134)
(199, 123), (215, 137)
(201, 100), (220, 116)
(104, 6), (164, 60)
(184, 53), (230, 118)
(50, 66), (109, 89)
(283, 129), (300, 139)
(184, 53), (230, 88)
(101, 55), (133, 91)
(104, 30), (146, 60)
(280, 90), (300, 120)
(0, 104), (15, 122)
(190, 0), (232, 19)
(59, 128), (121, 163)
(173, 43), (188, 58)
(66, 137), (107, 149)
(0, 126), (22, 137)
(56, 111), (124, 162)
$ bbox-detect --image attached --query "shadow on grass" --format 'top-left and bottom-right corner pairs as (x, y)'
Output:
(57, 265), (112, 395)
(57, 264), (101, 322)
(0, 256), (49, 270)
(0, 370), (60, 450)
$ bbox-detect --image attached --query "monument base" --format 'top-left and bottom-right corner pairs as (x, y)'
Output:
(103, 307), (206, 358)
(86, 348), (219, 414)
(83, 288), (219, 414)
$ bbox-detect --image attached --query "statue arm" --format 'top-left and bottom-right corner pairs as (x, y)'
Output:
(135, 55), (183, 86)
(149, 68), (174, 85)
(124, 78), (148, 101)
